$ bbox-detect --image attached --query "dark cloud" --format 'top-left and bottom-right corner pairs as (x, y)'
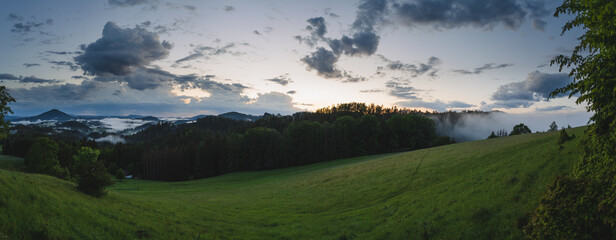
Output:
(266, 74), (292, 86)
(8, 13), (24, 21)
(287, 90), (296, 94)
(301, 48), (341, 79)
(224, 6), (235, 11)
(535, 105), (571, 112)
(352, 0), (388, 32)
(11, 19), (52, 33)
(8, 81), (97, 102)
(175, 43), (245, 64)
(523, 0), (550, 31)
(71, 76), (89, 80)
(295, 17), (328, 46)
(489, 71), (572, 109)
(524, 71), (571, 98)
(0, 74), (20, 80)
(173, 74), (248, 93)
(23, 63), (40, 68)
(253, 30), (261, 35)
(298, 0), (385, 80)
(20, 76), (60, 84)
(49, 61), (79, 71)
(46, 51), (81, 55)
(393, 0), (527, 30)
(108, 0), (152, 7)
(0, 74), (59, 84)
(379, 55), (441, 77)
(452, 63), (513, 75)
(386, 79), (420, 100)
(75, 22), (172, 76)
(93, 68), (173, 90)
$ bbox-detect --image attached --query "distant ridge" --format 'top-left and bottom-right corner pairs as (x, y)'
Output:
(218, 112), (261, 122)
(21, 109), (74, 121)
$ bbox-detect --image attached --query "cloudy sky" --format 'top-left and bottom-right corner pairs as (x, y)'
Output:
(0, 0), (591, 122)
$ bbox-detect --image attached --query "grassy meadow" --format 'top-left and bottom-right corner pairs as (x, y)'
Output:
(0, 127), (584, 239)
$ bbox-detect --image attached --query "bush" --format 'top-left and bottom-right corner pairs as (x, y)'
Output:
(115, 168), (125, 181)
(557, 129), (574, 145)
(73, 147), (113, 197)
(524, 176), (612, 239)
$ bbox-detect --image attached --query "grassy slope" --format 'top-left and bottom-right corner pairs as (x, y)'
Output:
(0, 127), (584, 240)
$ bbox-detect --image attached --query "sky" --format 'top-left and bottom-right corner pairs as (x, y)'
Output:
(0, 0), (593, 126)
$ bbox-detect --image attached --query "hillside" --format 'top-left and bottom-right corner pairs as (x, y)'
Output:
(19, 109), (74, 121)
(0, 127), (584, 239)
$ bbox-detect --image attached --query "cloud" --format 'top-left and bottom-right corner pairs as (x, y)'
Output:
(524, 71), (571, 98)
(46, 51), (81, 55)
(385, 79), (421, 100)
(295, 17), (328, 46)
(352, 0), (388, 32)
(298, 0), (385, 81)
(360, 89), (383, 93)
(452, 63), (513, 75)
(393, 0), (527, 30)
(0, 74), (59, 84)
(287, 90), (296, 94)
(301, 47), (341, 79)
(224, 5), (235, 11)
(11, 19), (52, 33)
(8, 13), (24, 21)
(489, 71), (572, 109)
(74, 22), (172, 76)
(108, 0), (153, 7)
(378, 55), (441, 77)
(8, 81), (97, 102)
(174, 43), (245, 64)
(395, 99), (474, 112)
(92, 68), (174, 90)
(23, 63), (40, 68)
(49, 61), (79, 71)
(20, 76), (60, 84)
(522, 0), (550, 31)
(0, 74), (21, 80)
(266, 74), (292, 86)
(536, 105), (572, 112)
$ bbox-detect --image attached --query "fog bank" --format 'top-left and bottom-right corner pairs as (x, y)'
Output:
(433, 111), (593, 142)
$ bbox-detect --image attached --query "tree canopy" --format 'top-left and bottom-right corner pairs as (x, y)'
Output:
(526, 1), (616, 238)
(0, 86), (15, 141)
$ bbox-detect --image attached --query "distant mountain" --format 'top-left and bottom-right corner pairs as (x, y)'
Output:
(218, 112), (261, 122)
(20, 109), (74, 121)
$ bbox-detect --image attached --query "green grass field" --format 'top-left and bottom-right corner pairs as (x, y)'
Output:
(0, 128), (584, 239)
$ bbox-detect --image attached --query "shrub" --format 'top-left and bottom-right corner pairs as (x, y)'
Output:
(557, 129), (573, 145)
(115, 168), (125, 181)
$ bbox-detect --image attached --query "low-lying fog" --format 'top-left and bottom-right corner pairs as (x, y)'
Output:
(433, 111), (593, 142)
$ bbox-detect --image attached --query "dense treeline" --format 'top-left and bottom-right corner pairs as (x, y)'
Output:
(3, 103), (454, 182)
(138, 111), (441, 181)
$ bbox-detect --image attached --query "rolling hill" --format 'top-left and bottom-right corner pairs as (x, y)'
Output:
(0, 127), (584, 239)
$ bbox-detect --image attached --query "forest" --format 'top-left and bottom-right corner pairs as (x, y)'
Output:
(3, 103), (455, 181)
